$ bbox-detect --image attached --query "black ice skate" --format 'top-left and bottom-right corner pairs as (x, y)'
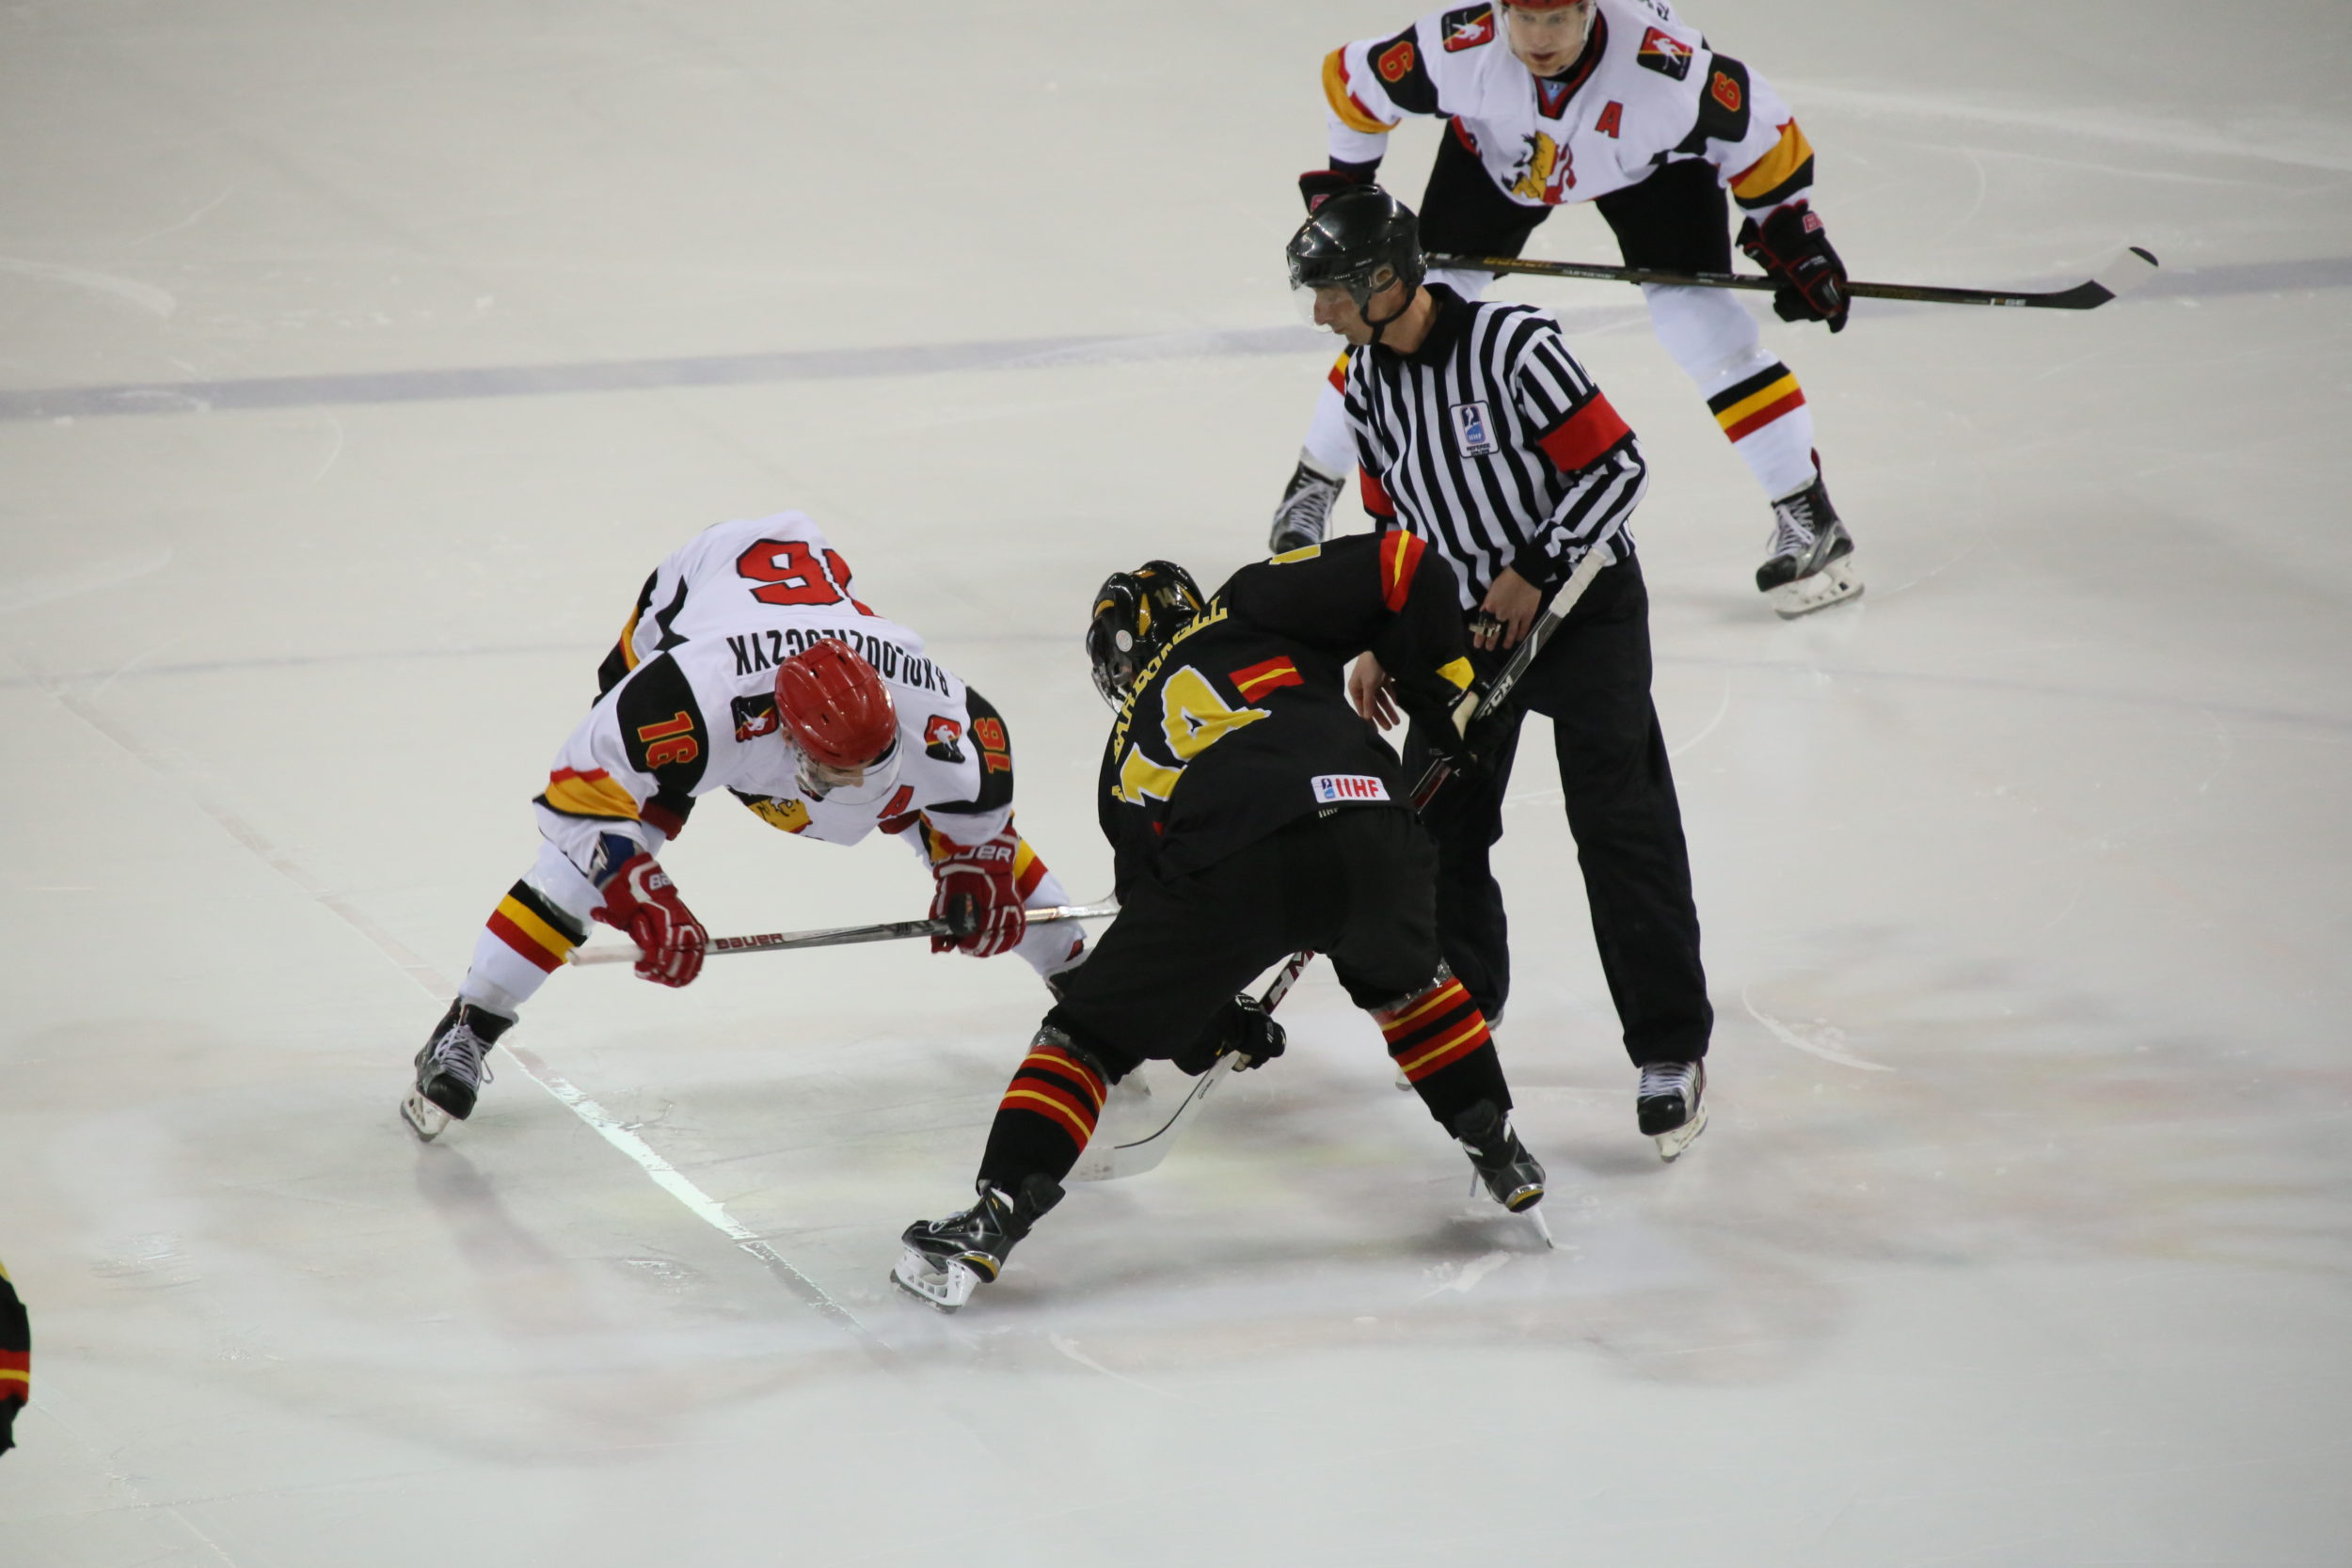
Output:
(1756, 467), (1861, 618)
(1267, 453), (1343, 555)
(1450, 1101), (1553, 1248)
(892, 1174), (1065, 1313)
(1637, 1060), (1708, 1162)
(400, 1000), (514, 1142)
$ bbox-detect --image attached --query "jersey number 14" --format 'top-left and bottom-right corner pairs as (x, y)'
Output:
(1112, 667), (1270, 805)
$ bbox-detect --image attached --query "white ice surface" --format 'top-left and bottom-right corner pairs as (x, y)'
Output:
(3, 1), (2349, 1563)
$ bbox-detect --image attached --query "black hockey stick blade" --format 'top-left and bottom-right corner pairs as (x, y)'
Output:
(1429, 246), (2162, 310)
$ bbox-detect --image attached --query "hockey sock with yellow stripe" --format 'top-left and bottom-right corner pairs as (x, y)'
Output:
(463, 878), (590, 1013)
(1378, 977), (1511, 1128)
(1706, 358), (1818, 501)
(977, 1032), (1110, 1189)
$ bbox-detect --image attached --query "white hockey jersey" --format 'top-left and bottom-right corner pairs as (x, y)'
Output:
(538, 513), (1015, 879)
(1322, 0), (1817, 219)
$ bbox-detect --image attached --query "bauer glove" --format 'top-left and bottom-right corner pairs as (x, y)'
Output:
(930, 828), (1028, 958)
(1170, 994), (1288, 1077)
(593, 853), (707, 988)
(1739, 204), (1850, 332)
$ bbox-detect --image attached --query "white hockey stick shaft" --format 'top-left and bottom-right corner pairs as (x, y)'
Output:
(568, 900), (1118, 967)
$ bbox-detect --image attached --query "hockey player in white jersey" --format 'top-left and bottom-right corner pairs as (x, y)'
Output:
(401, 512), (1089, 1140)
(1272, 0), (1860, 617)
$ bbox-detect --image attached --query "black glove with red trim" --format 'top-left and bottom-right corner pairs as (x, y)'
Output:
(930, 828), (1027, 958)
(1298, 166), (1369, 214)
(594, 853), (707, 987)
(1739, 204), (1850, 332)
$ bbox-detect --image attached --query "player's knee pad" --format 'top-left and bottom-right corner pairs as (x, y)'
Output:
(1365, 961), (1459, 1025)
(1643, 284), (1768, 384)
(1034, 1015), (1138, 1085)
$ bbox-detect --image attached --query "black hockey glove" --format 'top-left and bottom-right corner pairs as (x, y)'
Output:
(1739, 204), (1850, 332)
(1433, 676), (1515, 779)
(1298, 166), (1371, 214)
(1169, 994), (1288, 1077)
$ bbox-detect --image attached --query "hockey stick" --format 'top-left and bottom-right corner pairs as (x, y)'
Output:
(1427, 245), (2162, 310)
(1072, 543), (1618, 1181)
(568, 900), (1117, 967)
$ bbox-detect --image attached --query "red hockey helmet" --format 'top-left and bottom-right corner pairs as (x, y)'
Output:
(774, 639), (897, 769)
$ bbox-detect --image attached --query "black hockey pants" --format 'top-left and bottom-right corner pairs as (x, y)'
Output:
(1045, 807), (1447, 1080)
(1417, 132), (1736, 274)
(1404, 552), (1712, 1065)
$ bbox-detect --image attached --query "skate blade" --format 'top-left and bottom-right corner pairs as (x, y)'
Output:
(1767, 556), (1862, 619)
(1393, 1066), (1413, 1092)
(1652, 1102), (1709, 1163)
(1525, 1207), (1557, 1250)
(400, 1091), (450, 1143)
(891, 1249), (979, 1313)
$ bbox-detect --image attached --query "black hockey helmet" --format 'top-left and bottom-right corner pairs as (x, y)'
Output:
(1086, 561), (1205, 708)
(1285, 185), (1426, 314)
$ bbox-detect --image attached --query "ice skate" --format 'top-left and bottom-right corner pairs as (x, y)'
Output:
(400, 1000), (514, 1142)
(1756, 470), (1860, 618)
(1450, 1100), (1552, 1246)
(1637, 1060), (1708, 1162)
(1267, 452), (1343, 555)
(892, 1173), (1064, 1312)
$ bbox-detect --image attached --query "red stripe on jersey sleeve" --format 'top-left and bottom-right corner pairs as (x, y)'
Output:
(1536, 392), (1631, 474)
(1359, 466), (1396, 519)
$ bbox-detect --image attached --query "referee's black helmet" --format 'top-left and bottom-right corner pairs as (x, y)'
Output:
(1286, 186), (1426, 309)
(1086, 561), (1204, 708)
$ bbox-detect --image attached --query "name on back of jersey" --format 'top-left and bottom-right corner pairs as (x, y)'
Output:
(725, 625), (954, 695)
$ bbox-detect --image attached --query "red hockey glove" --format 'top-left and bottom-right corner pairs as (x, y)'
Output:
(594, 853), (707, 987)
(1739, 204), (1850, 332)
(1298, 167), (1367, 214)
(930, 829), (1027, 958)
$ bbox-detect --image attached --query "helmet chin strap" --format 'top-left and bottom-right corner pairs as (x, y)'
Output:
(1361, 282), (1412, 347)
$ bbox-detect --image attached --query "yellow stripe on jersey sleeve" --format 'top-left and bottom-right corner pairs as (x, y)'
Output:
(1731, 120), (1814, 203)
(1438, 657), (1476, 691)
(541, 768), (642, 819)
(1323, 49), (1397, 135)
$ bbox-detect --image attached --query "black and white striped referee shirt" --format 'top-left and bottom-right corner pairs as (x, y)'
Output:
(1342, 284), (1645, 608)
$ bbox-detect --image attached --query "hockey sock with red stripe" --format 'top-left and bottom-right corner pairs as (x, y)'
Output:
(977, 1032), (1110, 1189)
(1378, 977), (1510, 1128)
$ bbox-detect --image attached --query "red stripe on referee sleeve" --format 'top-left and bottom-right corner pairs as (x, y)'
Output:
(1377, 530), (1424, 611)
(1359, 466), (1395, 519)
(1536, 392), (1631, 474)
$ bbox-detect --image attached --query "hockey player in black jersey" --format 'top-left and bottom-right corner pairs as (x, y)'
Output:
(894, 532), (1549, 1312)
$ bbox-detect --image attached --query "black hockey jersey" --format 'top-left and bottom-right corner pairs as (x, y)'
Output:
(1098, 531), (1475, 889)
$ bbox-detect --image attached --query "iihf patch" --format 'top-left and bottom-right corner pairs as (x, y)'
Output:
(923, 713), (965, 764)
(1636, 26), (1692, 80)
(1452, 400), (1500, 458)
(1440, 4), (1495, 51)
(1312, 774), (1391, 803)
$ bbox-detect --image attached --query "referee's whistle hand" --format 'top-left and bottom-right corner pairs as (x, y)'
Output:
(1479, 568), (1542, 650)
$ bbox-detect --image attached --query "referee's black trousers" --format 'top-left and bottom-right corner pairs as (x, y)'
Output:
(1406, 551), (1712, 1066)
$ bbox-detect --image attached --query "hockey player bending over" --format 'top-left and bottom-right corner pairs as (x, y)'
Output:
(1273, 0), (1859, 617)
(895, 536), (1546, 1311)
(402, 512), (1088, 1141)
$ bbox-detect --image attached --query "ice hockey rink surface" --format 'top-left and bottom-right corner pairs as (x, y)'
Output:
(3, 1), (2347, 1562)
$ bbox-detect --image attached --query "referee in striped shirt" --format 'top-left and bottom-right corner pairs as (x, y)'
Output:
(1287, 185), (1711, 1157)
